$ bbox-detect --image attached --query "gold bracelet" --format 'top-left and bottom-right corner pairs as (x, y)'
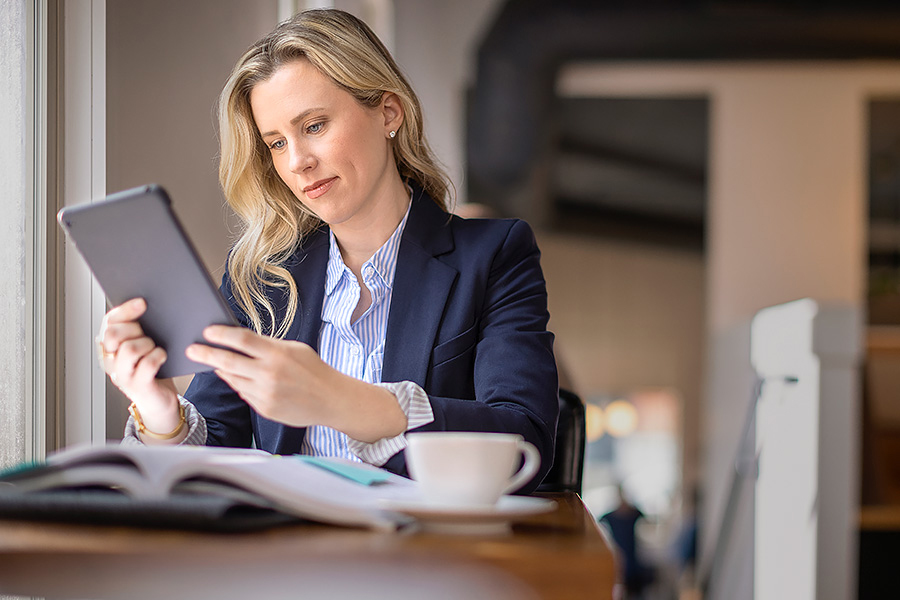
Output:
(129, 402), (186, 440)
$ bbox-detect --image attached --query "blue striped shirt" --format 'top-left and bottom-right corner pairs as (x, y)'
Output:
(300, 200), (434, 463)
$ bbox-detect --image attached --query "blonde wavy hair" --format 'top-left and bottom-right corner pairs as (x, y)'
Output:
(218, 9), (451, 337)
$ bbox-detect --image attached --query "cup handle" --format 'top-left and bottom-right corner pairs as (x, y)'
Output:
(501, 440), (541, 496)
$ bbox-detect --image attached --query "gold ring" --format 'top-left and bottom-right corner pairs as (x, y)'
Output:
(95, 337), (115, 362)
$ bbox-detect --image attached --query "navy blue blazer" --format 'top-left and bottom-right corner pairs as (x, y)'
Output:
(185, 188), (559, 490)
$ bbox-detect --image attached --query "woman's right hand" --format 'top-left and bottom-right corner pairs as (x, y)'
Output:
(97, 298), (183, 441)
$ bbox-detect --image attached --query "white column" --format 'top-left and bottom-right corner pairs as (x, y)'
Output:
(62, 0), (107, 445)
(751, 300), (862, 600)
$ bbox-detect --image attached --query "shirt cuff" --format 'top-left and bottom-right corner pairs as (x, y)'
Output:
(121, 396), (208, 446)
(345, 380), (435, 466)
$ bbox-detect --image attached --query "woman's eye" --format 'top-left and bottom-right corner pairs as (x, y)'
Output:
(306, 121), (324, 134)
(269, 139), (285, 150)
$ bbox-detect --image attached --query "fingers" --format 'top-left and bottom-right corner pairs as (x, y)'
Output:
(186, 343), (255, 378)
(97, 299), (148, 375)
(104, 298), (147, 327)
(96, 298), (167, 393)
(97, 298), (146, 360)
(214, 367), (292, 424)
(117, 336), (157, 373)
(214, 369), (254, 401)
(185, 326), (273, 378)
(102, 322), (145, 354)
(111, 338), (164, 387)
(201, 325), (269, 357)
(131, 347), (168, 384)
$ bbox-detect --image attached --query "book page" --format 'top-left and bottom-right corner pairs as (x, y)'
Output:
(36, 444), (419, 529)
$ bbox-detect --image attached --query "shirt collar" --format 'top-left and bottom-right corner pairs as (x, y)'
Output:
(324, 197), (412, 296)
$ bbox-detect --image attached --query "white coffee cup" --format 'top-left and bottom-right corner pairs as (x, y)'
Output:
(405, 432), (541, 507)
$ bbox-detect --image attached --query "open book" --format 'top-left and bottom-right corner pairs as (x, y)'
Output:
(0, 444), (420, 531)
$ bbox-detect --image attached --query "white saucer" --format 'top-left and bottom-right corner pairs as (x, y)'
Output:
(378, 496), (556, 535)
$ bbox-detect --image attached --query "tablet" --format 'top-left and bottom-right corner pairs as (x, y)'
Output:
(58, 184), (238, 378)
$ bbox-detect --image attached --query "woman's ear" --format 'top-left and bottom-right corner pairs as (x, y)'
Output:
(381, 92), (404, 135)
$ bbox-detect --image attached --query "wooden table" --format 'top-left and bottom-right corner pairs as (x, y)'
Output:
(0, 492), (616, 599)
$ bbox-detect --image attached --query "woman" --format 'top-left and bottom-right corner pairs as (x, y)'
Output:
(97, 9), (558, 490)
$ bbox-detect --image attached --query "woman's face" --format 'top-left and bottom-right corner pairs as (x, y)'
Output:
(249, 59), (403, 229)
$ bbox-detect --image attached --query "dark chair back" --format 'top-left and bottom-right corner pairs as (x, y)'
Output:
(537, 388), (586, 494)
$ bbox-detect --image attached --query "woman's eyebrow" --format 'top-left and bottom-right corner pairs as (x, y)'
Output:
(260, 107), (326, 138)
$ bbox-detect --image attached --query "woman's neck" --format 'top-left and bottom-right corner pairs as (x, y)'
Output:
(331, 177), (409, 275)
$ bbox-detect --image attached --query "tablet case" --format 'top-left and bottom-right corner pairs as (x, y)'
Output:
(0, 489), (303, 532)
(57, 184), (238, 378)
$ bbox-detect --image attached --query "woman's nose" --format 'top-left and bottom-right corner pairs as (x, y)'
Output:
(288, 142), (315, 173)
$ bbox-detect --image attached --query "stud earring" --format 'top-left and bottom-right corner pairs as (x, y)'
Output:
(389, 130), (396, 139)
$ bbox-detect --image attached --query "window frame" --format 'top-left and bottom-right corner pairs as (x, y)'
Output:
(60, 0), (108, 447)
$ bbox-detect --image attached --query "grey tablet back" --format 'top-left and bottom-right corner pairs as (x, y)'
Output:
(58, 185), (238, 378)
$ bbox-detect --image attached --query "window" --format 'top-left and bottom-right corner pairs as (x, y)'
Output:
(0, 0), (30, 469)
(0, 0), (56, 467)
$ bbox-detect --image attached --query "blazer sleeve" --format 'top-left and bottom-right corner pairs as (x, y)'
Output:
(182, 276), (254, 449)
(383, 220), (559, 492)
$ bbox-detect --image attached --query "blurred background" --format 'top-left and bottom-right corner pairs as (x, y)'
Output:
(9, 0), (900, 598)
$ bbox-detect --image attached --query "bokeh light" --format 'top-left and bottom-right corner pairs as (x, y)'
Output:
(605, 399), (639, 438)
(585, 402), (606, 442)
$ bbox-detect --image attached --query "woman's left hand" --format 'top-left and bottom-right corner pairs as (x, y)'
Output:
(186, 326), (406, 442)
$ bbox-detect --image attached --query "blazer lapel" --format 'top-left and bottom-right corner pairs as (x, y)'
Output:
(284, 227), (329, 349)
(266, 227), (328, 455)
(382, 193), (457, 387)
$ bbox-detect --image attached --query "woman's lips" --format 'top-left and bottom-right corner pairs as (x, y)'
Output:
(303, 177), (337, 200)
